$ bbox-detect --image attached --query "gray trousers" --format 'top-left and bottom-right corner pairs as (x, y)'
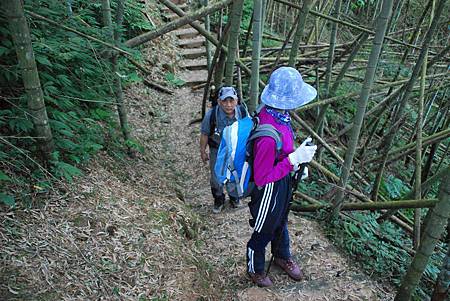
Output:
(209, 147), (225, 202)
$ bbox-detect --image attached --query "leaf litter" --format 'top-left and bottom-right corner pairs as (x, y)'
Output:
(0, 20), (395, 301)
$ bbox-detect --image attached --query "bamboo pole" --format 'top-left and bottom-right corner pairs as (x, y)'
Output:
(292, 199), (439, 212)
(224, 0), (244, 85)
(201, 22), (231, 118)
(248, 0), (263, 112)
(413, 0), (434, 250)
(288, 0), (315, 66)
(367, 128), (450, 165)
(5, 0), (54, 159)
(371, 0), (446, 201)
(273, 0), (424, 51)
(330, 0), (394, 219)
(395, 168), (450, 300)
(125, 0), (232, 47)
(159, 0), (263, 88)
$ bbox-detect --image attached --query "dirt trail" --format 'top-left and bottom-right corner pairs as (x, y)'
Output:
(0, 10), (394, 301)
(163, 85), (395, 300)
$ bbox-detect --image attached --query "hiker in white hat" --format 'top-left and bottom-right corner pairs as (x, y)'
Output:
(246, 67), (317, 287)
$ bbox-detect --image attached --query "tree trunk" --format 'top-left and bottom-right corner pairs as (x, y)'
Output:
(330, 0), (393, 219)
(371, 0), (445, 202)
(394, 168), (450, 301)
(4, 0), (54, 159)
(224, 0), (244, 85)
(430, 219), (450, 301)
(107, 0), (131, 148)
(203, 0), (212, 69)
(248, 0), (263, 113)
(288, 0), (315, 67)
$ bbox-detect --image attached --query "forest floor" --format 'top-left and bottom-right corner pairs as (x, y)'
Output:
(1, 79), (396, 300)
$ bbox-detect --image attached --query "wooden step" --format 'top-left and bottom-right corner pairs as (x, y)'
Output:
(180, 48), (207, 59)
(179, 70), (208, 86)
(180, 59), (208, 70)
(173, 27), (199, 39)
(178, 37), (205, 48)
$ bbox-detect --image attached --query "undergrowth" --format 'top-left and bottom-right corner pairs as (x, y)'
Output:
(0, 0), (156, 208)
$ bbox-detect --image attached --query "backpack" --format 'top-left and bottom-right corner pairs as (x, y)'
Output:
(208, 105), (248, 148)
(214, 106), (282, 199)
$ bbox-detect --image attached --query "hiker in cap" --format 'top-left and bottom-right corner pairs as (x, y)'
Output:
(200, 86), (247, 213)
(246, 67), (317, 287)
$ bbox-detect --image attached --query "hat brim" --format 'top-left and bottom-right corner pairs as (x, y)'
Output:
(261, 82), (317, 110)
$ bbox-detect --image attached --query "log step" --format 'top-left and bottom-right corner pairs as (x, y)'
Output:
(161, 2), (187, 12)
(173, 27), (199, 39)
(165, 13), (179, 21)
(180, 59), (208, 70)
(178, 37), (205, 48)
(180, 48), (207, 59)
(179, 70), (208, 86)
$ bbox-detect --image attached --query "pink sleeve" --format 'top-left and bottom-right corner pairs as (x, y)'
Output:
(253, 137), (293, 187)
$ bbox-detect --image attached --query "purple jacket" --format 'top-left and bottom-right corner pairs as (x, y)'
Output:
(253, 107), (295, 187)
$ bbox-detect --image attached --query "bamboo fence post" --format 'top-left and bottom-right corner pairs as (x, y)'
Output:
(330, 0), (393, 219)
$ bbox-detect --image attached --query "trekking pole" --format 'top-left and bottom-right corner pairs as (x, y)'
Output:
(266, 140), (314, 276)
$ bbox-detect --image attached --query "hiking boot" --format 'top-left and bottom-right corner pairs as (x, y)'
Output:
(248, 272), (273, 287)
(212, 198), (224, 214)
(274, 257), (304, 281)
(229, 197), (240, 208)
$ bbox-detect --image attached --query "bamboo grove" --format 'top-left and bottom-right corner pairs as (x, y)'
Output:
(1, 0), (449, 299)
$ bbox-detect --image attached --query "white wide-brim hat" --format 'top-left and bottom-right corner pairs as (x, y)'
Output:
(261, 67), (317, 110)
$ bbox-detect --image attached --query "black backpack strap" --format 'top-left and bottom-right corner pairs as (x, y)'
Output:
(239, 105), (249, 118)
(209, 105), (218, 137)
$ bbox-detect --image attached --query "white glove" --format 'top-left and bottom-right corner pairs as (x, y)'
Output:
(288, 137), (317, 168)
(301, 166), (309, 179)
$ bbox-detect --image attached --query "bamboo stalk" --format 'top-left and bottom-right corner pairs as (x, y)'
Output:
(371, 0), (446, 201)
(331, 0), (393, 218)
(224, 0), (244, 85)
(201, 22), (231, 118)
(288, 0), (315, 66)
(159, 0), (263, 88)
(273, 0), (424, 51)
(6, 1), (54, 158)
(248, 0), (263, 112)
(292, 199), (439, 212)
(125, 0), (231, 47)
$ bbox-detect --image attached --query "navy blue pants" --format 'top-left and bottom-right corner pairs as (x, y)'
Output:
(246, 174), (292, 274)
